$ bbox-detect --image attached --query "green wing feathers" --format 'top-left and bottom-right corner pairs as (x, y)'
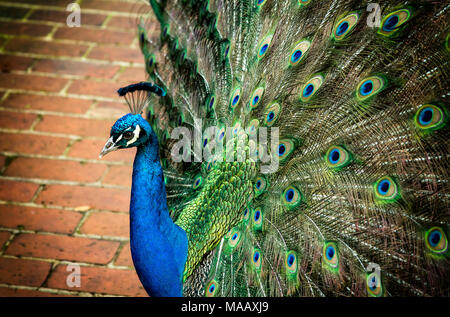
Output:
(138, 0), (449, 296)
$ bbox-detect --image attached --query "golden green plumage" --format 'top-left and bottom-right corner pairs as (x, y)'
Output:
(176, 159), (256, 279)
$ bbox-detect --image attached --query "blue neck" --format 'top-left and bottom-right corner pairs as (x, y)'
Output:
(129, 135), (188, 297)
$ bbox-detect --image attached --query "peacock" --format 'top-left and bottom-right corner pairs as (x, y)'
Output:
(99, 0), (449, 297)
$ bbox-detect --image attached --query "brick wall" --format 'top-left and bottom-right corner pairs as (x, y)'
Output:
(0, 0), (159, 296)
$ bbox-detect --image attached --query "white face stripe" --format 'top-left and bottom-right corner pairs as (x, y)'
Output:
(126, 125), (141, 146)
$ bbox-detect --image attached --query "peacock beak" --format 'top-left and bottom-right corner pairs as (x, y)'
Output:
(99, 136), (118, 159)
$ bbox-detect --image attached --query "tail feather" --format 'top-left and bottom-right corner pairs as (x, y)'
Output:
(137, 0), (449, 297)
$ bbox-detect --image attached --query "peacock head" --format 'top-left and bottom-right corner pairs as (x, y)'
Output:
(99, 82), (166, 159)
(99, 113), (154, 158)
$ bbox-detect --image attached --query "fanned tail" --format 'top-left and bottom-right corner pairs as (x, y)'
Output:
(137, 0), (449, 297)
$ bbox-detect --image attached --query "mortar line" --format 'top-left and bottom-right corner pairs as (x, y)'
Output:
(0, 151), (133, 167)
(0, 175), (131, 190)
(0, 227), (129, 243)
(0, 200), (130, 214)
(0, 106), (126, 120)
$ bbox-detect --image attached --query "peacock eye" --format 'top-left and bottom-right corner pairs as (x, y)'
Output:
(123, 131), (134, 140)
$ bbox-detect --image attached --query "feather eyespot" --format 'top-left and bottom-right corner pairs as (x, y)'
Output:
(374, 176), (400, 202)
(333, 13), (359, 41)
(258, 35), (273, 59)
(300, 75), (324, 102)
(217, 126), (226, 142)
(227, 228), (242, 249)
(139, 32), (146, 50)
(232, 121), (242, 136)
(205, 280), (218, 297)
(277, 139), (295, 162)
(264, 102), (281, 126)
(425, 227), (448, 255)
(414, 104), (445, 131)
(206, 94), (216, 111)
(205, 160), (214, 172)
(356, 75), (386, 101)
(378, 9), (412, 36)
(254, 176), (268, 196)
(221, 40), (231, 60)
(243, 207), (250, 221)
(230, 87), (241, 109)
(224, 45), (230, 58)
(162, 25), (170, 38)
(289, 40), (311, 66)
(250, 87), (264, 109)
(281, 186), (302, 209)
(325, 146), (352, 169)
(252, 207), (263, 231)
(366, 272), (384, 297)
(323, 242), (339, 271)
(285, 251), (298, 275)
(252, 248), (262, 271)
(247, 119), (259, 136)
(192, 175), (203, 189)
(145, 54), (156, 73)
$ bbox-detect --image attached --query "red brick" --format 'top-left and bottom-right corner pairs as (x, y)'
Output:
(93, 100), (129, 119)
(107, 15), (140, 30)
(54, 27), (135, 45)
(96, 100), (127, 111)
(68, 138), (135, 163)
(47, 264), (147, 296)
(103, 165), (132, 188)
(0, 287), (71, 297)
(33, 59), (120, 79)
(5, 38), (89, 58)
(81, 0), (145, 14)
(90, 102), (127, 119)
(5, 157), (107, 183)
(114, 242), (133, 267)
(0, 231), (12, 248)
(0, 21), (53, 37)
(67, 79), (119, 99)
(0, 111), (37, 130)
(0, 180), (39, 202)
(88, 46), (143, 63)
(0, 54), (34, 72)
(6, 233), (120, 264)
(0, 132), (70, 155)
(29, 10), (106, 26)
(80, 211), (129, 237)
(0, 205), (82, 234)
(35, 184), (130, 212)
(0, 257), (51, 287)
(116, 67), (146, 83)
(1, 94), (92, 114)
(34, 115), (114, 138)
(0, 73), (68, 92)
